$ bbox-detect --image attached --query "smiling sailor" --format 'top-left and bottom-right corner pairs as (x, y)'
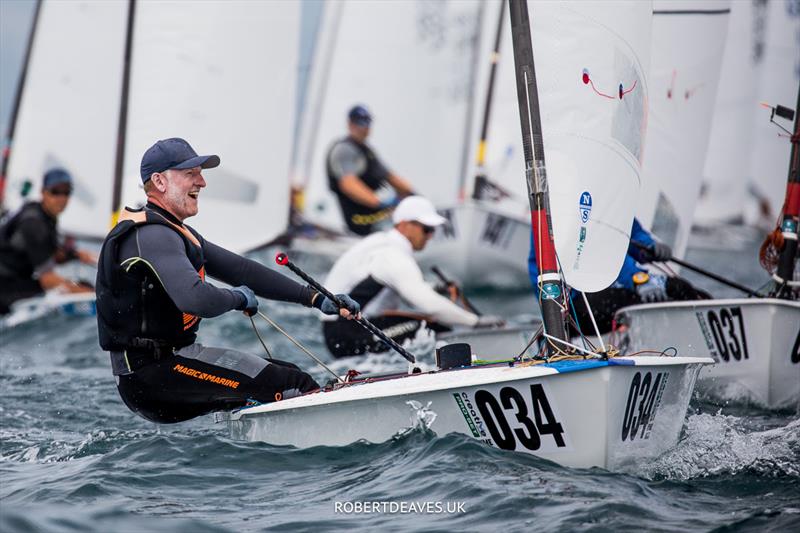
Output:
(95, 138), (360, 423)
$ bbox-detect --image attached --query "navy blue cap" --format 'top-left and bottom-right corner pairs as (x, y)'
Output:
(43, 168), (73, 190)
(140, 138), (220, 183)
(348, 105), (372, 127)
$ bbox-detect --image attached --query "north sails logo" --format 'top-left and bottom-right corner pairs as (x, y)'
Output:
(579, 191), (592, 223)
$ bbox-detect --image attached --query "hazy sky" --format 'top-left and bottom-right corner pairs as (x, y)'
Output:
(0, 0), (36, 138)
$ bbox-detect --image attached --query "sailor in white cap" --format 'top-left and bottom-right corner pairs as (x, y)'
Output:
(322, 196), (505, 357)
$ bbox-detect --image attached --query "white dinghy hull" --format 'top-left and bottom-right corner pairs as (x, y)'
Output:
(0, 292), (97, 329)
(615, 299), (800, 410)
(418, 202), (531, 289)
(227, 357), (710, 470)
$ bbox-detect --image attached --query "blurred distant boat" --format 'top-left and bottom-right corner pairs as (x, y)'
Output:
(288, 0), (533, 289)
(636, 0), (730, 260)
(3, 0), (299, 252)
(693, 0), (762, 231)
(0, 291), (96, 330)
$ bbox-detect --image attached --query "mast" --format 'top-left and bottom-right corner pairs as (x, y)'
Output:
(110, 0), (136, 227)
(0, 0), (42, 211)
(508, 0), (568, 354)
(469, 0), (506, 200)
(455, 0), (485, 202)
(772, 83), (800, 299)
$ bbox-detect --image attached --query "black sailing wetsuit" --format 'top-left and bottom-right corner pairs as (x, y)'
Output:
(0, 202), (60, 314)
(96, 203), (320, 423)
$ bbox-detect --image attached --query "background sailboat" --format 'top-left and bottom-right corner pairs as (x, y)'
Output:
(636, 0), (730, 261)
(292, 0), (482, 234)
(120, 0), (299, 252)
(748, 0), (800, 227)
(3, 0), (128, 239)
(694, 0), (764, 228)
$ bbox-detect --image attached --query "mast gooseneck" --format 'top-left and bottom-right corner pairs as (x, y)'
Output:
(507, 0), (568, 354)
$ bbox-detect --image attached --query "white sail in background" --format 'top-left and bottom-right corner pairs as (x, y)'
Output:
(636, 0), (730, 260)
(524, 1), (652, 292)
(696, 0), (762, 226)
(121, 1), (299, 251)
(465, 1), (529, 216)
(297, 0), (482, 232)
(5, 0), (127, 239)
(749, 0), (800, 223)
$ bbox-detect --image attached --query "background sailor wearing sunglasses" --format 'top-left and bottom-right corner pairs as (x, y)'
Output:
(0, 168), (96, 314)
(321, 196), (505, 358)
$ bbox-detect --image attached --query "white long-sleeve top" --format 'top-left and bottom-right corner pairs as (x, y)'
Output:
(322, 229), (479, 326)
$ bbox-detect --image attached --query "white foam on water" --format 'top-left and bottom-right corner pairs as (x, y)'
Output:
(638, 413), (800, 480)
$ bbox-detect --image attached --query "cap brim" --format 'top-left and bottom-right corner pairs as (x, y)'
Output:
(173, 154), (221, 170)
(417, 213), (447, 226)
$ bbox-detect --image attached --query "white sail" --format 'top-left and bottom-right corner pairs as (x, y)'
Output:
(465, 1), (529, 216)
(522, 1), (652, 292)
(748, 0), (800, 223)
(636, 0), (730, 259)
(696, 0), (762, 226)
(121, 0), (299, 251)
(5, 0), (128, 238)
(296, 0), (482, 232)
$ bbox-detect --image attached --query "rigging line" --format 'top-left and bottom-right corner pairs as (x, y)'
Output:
(542, 333), (600, 359)
(256, 311), (343, 383)
(249, 315), (273, 360)
(580, 291), (607, 354)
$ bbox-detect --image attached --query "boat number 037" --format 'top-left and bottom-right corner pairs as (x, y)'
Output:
(474, 385), (566, 451)
(621, 371), (668, 442)
(707, 307), (749, 362)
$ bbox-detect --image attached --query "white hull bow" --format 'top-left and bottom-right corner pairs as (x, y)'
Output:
(615, 299), (800, 410)
(227, 356), (711, 470)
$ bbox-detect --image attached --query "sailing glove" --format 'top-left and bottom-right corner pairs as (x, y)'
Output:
(636, 273), (668, 303)
(643, 242), (672, 262)
(378, 196), (401, 210)
(474, 314), (506, 328)
(319, 294), (361, 317)
(232, 286), (258, 316)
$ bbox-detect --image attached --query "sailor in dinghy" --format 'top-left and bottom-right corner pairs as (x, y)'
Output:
(95, 138), (361, 423)
(321, 196), (505, 358)
(529, 217), (712, 335)
(0, 169), (96, 315)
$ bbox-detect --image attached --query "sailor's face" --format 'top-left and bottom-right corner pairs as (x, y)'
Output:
(409, 221), (435, 251)
(163, 167), (206, 220)
(41, 185), (72, 217)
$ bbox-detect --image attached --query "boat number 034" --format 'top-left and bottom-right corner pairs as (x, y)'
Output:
(701, 307), (750, 362)
(473, 385), (566, 452)
(621, 371), (669, 442)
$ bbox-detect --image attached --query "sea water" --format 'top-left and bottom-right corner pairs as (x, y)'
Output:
(1, 234), (798, 532)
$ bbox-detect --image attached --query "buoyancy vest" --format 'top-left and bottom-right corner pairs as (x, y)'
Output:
(96, 206), (206, 351)
(326, 137), (391, 235)
(0, 202), (58, 279)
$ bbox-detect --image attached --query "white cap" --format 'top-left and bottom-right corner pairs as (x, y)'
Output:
(392, 196), (447, 226)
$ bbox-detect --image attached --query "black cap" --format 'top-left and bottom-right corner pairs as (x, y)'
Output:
(348, 105), (372, 127)
(140, 138), (220, 183)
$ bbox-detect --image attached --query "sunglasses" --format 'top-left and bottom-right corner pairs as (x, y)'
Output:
(47, 187), (73, 197)
(416, 222), (435, 235)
